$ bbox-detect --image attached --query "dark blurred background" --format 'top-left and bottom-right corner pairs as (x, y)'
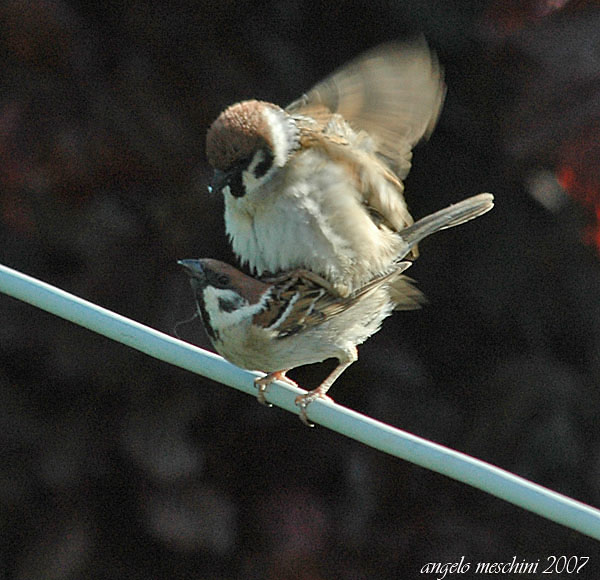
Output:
(1, 0), (600, 578)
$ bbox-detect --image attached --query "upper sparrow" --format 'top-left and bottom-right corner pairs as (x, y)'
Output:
(205, 37), (493, 296)
(180, 194), (493, 424)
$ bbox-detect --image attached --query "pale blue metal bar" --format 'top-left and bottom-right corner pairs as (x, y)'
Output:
(1, 263), (599, 541)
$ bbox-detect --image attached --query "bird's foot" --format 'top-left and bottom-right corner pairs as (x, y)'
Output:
(254, 370), (296, 407)
(295, 389), (334, 427)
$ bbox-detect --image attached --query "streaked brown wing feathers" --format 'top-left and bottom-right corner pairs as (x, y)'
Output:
(254, 264), (412, 338)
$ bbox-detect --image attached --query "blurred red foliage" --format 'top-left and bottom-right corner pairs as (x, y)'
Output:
(483, 0), (600, 36)
(557, 124), (600, 251)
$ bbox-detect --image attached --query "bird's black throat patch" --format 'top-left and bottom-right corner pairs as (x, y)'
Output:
(194, 293), (219, 342)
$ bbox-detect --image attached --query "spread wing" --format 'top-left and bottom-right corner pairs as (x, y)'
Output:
(253, 264), (412, 338)
(286, 36), (445, 179)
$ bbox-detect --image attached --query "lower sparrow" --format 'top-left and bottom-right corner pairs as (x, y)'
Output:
(179, 257), (410, 425)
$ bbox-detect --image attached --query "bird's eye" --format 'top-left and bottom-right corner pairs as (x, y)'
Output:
(252, 149), (274, 179)
(215, 273), (230, 288)
(207, 270), (230, 288)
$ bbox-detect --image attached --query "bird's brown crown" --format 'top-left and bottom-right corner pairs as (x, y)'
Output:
(206, 100), (280, 171)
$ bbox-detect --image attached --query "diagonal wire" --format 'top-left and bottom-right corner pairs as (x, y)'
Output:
(1, 262), (599, 540)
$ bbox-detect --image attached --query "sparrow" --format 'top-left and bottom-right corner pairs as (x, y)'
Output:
(179, 257), (411, 425)
(179, 193), (494, 425)
(205, 36), (494, 296)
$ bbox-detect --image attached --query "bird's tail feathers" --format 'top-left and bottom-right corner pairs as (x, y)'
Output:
(401, 193), (494, 251)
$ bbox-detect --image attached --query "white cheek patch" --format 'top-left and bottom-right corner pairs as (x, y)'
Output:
(242, 171), (259, 194)
(261, 107), (290, 167)
(242, 152), (267, 193)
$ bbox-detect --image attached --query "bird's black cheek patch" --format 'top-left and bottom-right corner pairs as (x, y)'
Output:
(253, 149), (274, 179)
(218, 295), (243, 313)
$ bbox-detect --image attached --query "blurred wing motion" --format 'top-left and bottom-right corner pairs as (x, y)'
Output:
(286, 36), (445, 178)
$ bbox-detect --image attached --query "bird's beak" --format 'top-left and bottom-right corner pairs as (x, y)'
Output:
(177, 259), (204, 277)
(208, 169), (229, 194)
